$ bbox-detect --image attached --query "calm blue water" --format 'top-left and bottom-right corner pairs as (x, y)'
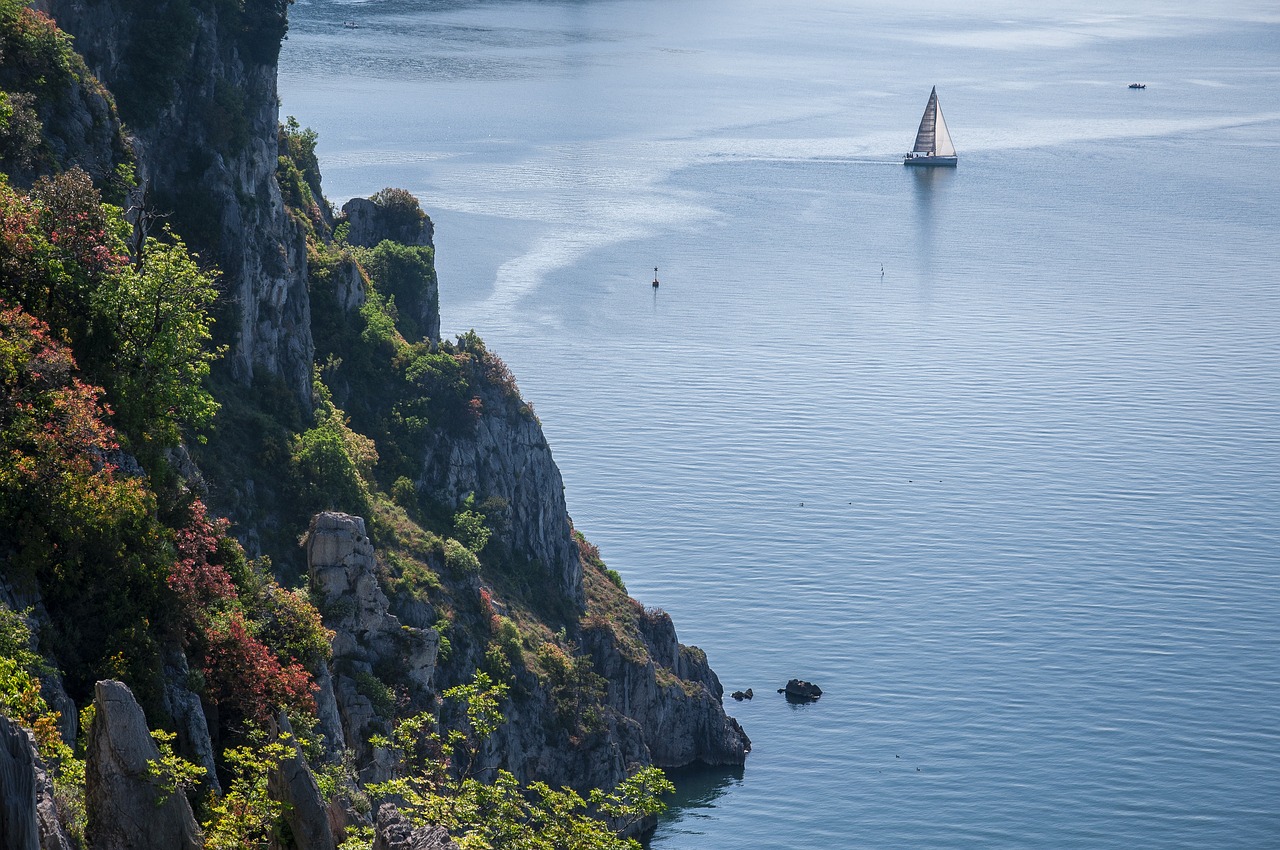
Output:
(280, 1), (1280, 846)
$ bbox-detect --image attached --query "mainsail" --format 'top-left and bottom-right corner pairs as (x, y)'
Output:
(912, 87), (956, 157)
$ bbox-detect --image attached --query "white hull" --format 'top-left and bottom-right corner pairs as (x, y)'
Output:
(904, 154), (957, 167)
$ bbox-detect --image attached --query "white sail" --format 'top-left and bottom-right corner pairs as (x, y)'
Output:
(933, 98), (955, 157)
(912, 88), (939, 154)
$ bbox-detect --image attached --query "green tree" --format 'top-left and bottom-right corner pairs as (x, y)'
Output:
(367, 673), (674, 850)
(95, 227), (222, 449)
(202, 733), (291, 850)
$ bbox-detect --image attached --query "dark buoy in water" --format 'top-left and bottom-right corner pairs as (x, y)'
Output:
(652, 267), (660, 288)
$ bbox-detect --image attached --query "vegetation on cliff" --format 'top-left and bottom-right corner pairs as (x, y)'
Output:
(0, 4), (744, 847)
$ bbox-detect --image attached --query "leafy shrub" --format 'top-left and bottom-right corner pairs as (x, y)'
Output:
(366, 673), (673, 849)
(444, 538), (480, 576)
(356, 240), (436, 343)
(369, 187), (425, 234)
(291, 386), (377, 515)
(353, 669), (394, 718)
(535, 641), (606, 736)
(452, 493), (490, 553)
(199, 610), (315, 724)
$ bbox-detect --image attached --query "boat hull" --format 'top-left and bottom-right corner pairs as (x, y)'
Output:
(904, 155), (957, 167)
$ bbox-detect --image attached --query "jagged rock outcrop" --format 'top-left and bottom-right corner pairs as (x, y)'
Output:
(419, 376), (583, 607)
(0, 714), (72, 850)
(373, 803), (457, 850)
(159, 645), (219, 795)
(0, 8), (129, 189)
(342, 196), (434, 249)
(85, 680), (201, 850)
(584, 610), (750, 769)
(268, 713), (336, 850)
(307, 512), (439, 776)
(40, 0), (315, 408)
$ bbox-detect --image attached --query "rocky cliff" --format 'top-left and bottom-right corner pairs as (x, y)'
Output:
(0, 1), (748, 845)
(37, 0), (314, 407)
(0, 715), (71, 850)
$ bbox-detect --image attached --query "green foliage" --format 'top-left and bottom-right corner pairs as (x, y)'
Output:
(95, 226), (223, 451)
(278, 116), (328, 237)
(384, 550), (444, 602)
(145, 728), (207, 802)
(353, 669), (395, 719)
(202, 732), (291, 850)
(367, 673), (672, 850)
(0, 301), (171, 706)
(0, 4), (77, 97)
(290, 377), (378, 515)
(359, 288), (399, 350)
(0, 89), (41, 171)
(0, 605), (87, 843)
(535, 641), (606, 737)
(337, 824), (376, 850)
(369, 186), (426, 233)
(452, 493), (491, 554)
(0, 171), (223, 456)
(354, 239), (436, 343)
(444, 539), (481, 576)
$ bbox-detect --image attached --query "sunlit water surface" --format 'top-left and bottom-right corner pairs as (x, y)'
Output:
(280, 2), (1280, 846)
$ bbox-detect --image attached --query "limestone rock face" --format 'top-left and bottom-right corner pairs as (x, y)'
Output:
(373, 803), (457, 850)
(0, 714), (72, 850)
(307, 512), (439, 774)
(584, 611), (751, 770)
(85, 680), (202, 850)
(418, 378), (583, 607)
(160, 645), (219, 794)
(42, 0), (315, 408)
(268, 714), (336, 850)
(342, 196), (434, 249)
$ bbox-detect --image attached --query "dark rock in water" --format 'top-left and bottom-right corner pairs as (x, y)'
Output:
(730, 688), (754, 701)
(782, 679), (822, 703)
(374, 803), (457, 850)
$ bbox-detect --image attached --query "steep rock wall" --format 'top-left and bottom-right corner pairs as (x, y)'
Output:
(39, 0), (314, 407)
(418, 374), (583, 607)
(0, 714), (72, 850)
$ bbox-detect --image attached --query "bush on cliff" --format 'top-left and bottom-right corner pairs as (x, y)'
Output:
(367, 672), (674, 850)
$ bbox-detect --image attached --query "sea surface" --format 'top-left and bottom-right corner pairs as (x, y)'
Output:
(279, 1), (1280, 846)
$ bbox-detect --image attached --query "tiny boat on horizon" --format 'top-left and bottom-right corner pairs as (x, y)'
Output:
(904, 86), (957, 167)
(1128, 82), (1146, 89)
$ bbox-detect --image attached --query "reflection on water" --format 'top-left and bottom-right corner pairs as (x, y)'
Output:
(645, 763), (745, 847)
(910, 164), (953, 286)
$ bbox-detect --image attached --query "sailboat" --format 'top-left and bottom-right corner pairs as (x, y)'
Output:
(904, 86), (957, 167)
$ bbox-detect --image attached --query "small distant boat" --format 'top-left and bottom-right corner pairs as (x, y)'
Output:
(1128, 82), (1146, 89)
(904, 86), (957, 167)
(343, 20), (359, 29)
